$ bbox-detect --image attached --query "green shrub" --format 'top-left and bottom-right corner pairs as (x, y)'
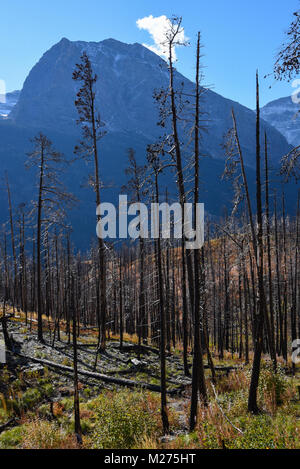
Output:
(12, 379), (23, 392)
(68, 417), (92, 435)
(61, 396), (74, 411)
(91, 390), (159, 449)
(83, 387), (93, 399)
(228, 412), (299, 449)
(22, 388), (42, 409)
(41, 383), (54, 398)
(37, 403), (52, 419)
(0, 426), (23, 449)
(259, 363), (288, 406)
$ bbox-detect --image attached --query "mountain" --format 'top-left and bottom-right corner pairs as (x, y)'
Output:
(261, 96), (300, 148)
(10, 38), (290, 168)
(0, 90), (20, 118)
(0, 38), (297, 249)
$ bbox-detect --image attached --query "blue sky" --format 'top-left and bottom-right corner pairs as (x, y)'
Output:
(0, 0), (299, 108)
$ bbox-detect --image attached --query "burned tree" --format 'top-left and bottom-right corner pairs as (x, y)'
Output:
(124, 149), (148, 349)
(73, 52), (107, 353)
(26, 133), (74, 343)
(274, 8), (300, 81)
(147, 144), (169, 434)
(189, 32), (208, 432)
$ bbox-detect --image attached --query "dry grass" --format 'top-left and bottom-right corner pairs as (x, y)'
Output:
(20, 420), (80, 449)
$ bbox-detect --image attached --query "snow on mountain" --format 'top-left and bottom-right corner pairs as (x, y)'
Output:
(261, 96), (300, 147)
(0, 90), (20, 118)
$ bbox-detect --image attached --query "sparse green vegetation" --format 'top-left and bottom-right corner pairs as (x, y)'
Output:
(0, 328), (299, 450)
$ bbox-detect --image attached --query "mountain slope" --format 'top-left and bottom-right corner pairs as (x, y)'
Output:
(0, 90), (20, 118)
(0, 38), (296, 249)
(10, 37), (290, 169)
(261, 96), (300, 147)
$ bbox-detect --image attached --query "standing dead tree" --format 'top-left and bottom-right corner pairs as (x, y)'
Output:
(247, 72), (267, 414)
(26, 133), (75, 343)
(155, 16), (194, 376)
(5, 174), (18, 314)
(224, 74), (276, 412)
(147, 145), (170, 434)
(73, 52), (107, 354)
(124, 149), (148, 349)
(71, 261), (82, 445)
(190, 32), (208, 432)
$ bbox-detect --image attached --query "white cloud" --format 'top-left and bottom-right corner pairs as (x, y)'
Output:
(136, 15), (188, 61)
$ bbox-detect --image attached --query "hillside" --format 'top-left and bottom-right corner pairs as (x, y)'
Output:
(0, 39), (296, 249)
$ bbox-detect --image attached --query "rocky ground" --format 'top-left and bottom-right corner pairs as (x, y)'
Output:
(0, 316), (193, 439)
(1, 316), (299, 449)
(5, 317), (193, 392)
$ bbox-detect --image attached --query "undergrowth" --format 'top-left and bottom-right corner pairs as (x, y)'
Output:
(0, 326), (299, 450)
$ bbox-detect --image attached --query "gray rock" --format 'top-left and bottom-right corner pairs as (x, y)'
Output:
(11, 38), (289, 170)
(261, 96), (300, 147)
(131, 358), (142, 367)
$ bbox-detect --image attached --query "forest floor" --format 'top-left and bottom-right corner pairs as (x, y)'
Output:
(0, 314), (300, 449)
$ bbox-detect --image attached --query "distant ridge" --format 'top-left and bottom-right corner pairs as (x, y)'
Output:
(261, 96), (300, 147)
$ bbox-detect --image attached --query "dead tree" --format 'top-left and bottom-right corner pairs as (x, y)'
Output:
(147, 146), (169, 434)
(247, 73), (268, 413)
(5, 174), (18, 313)
(71, 267), (82, 445)
(124, 149), (148, 348)
(190, 32), (208, 432)
(264, 133), (276, 370)
(73, 52), (107, 353)
(156, 16), (192, 376)
(26, 133), (75, 343)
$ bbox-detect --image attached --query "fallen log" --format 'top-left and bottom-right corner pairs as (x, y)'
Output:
(204, 364), (240, 372)
(10, 351), (182, 395)
(0, 418), (17, 434)
(211, 383), (244, 434)
(111, 343), (171, 356)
